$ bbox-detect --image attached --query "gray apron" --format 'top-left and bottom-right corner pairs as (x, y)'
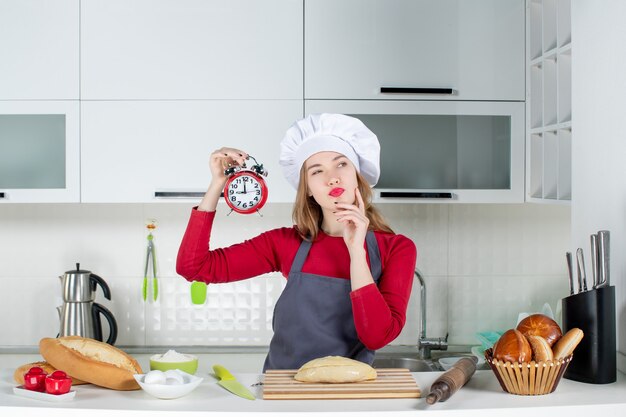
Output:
(263, 231), (382, 371)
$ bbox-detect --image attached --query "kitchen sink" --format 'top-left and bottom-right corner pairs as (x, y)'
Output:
(372, 357), (442, 372)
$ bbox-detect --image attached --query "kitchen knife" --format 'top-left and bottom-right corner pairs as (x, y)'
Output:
(565, 252), (575, 295)
(590, 234), (599, 289)
(575, 248), (588, 292)
(213, 365), (255, 400)
(597, 230), (610, 287)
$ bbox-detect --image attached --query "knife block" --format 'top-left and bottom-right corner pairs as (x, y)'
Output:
(561, 286), (616, 384)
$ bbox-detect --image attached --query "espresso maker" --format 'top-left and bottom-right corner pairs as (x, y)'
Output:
(57, 263), (118, 345)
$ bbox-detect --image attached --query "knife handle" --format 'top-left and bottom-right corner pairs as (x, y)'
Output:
(213, 365), (236, 381)
(565, 252), (574, 295)
(598, 230), (610, 287)
(590, 234), (598, 289)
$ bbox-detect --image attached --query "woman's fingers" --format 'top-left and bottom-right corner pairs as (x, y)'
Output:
(210, 148), (249, 170)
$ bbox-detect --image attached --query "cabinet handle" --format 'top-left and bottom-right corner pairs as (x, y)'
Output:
(0, 192), (5, 199)
(380, 87), (455, 95)
(154, 191), (218, 199)
(379, 191), (453, 199)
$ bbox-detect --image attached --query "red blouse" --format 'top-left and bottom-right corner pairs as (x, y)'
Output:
(176, 208), (417, 350)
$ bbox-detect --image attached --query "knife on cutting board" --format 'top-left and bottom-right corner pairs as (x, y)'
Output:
(213, 365), (256, 400)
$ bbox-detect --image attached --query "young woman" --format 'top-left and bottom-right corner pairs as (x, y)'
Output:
(176, 113), (417, 371)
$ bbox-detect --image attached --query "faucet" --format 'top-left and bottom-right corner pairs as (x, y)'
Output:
(414, 268), (448, 359)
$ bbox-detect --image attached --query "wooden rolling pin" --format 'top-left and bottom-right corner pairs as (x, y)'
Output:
(426, 357), (477, 404)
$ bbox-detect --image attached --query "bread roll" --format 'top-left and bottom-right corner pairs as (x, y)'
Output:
(493, 329), (532, 363)
(516, 314), (562, 347)
(525, 335), (554, 362)
(552, 328), (584, 359)
(39, 336), (142, 391)
(13, 361), (88, 385)
(294, 356), (377, 383)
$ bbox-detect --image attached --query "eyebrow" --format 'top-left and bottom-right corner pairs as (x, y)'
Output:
(306, 155), (347, 172)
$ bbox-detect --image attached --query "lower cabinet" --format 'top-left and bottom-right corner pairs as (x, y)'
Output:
(81, 101), (302, 203)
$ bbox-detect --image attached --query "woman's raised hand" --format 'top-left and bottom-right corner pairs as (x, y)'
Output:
(336, 187), (370, 255)
(209, 147), (249, 184)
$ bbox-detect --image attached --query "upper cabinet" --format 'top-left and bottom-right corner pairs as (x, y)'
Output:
(526, 0), (571, 202)
(305, 0), (525, 101)
(0, 0), (79, 99)
(80, 0), (302, 100)
(0, 101), (80, 203)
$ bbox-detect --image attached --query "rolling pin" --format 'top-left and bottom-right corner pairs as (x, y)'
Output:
(426, 357), (477, 404)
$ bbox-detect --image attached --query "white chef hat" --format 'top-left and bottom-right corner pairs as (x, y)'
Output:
(279, 113), (380, 189)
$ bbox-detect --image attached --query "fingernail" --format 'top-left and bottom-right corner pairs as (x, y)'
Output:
(333, 202), (338, 204)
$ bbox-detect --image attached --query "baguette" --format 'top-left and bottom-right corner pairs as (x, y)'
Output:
(525, 335), (554, 362)
(552, 328), (584, 359)
(14, 361), (88, 385)
(39, 336), (142, 390)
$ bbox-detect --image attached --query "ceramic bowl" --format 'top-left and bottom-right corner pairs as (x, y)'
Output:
(134, 370), (203, 400)
(149, 353), (198, 374)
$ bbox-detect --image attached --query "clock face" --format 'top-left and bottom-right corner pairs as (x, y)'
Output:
(224, 172), (268, 214)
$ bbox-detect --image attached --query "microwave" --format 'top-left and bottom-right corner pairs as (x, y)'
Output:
(305, 100), (524, 203)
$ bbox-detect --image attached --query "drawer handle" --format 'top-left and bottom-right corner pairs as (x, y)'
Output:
(154, 191), (216, 198)
(0, 192), (5, 199)
(379, 191), (453, 199)
(380, 87), (455, 95)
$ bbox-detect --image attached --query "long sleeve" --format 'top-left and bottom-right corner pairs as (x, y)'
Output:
(350, 234), (417, 350)
(176, 208), (285, 283)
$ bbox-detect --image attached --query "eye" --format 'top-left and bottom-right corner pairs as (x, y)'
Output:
(310, 169), (322, 176)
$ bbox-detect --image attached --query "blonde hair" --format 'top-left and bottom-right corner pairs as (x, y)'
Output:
(293, 165), (394, 241)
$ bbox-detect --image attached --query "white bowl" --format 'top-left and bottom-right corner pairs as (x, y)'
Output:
(438, 355), (484, 371)
(134, 370), (203, 399)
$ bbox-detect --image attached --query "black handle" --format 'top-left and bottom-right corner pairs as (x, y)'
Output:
(154, 191), (209, 198)
(0, 192), (5, 199)
(90, 273), (111, 300)
(380, 87), (454, 95)
(92, 303), (118, 345)
(379, 191), (453, 199)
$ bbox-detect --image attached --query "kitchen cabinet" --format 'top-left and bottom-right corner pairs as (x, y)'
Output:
(80, 0), (302, 100)
(81, 100), (302, 203)
(0, 0), (79, 99)
(526, 0), (572, 202)
(0, 101), (80, 203)
(306, 100), (525, 203)
(305, 0), (525, 101)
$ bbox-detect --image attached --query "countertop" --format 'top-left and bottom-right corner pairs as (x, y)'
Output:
(2, 353), (625, 417)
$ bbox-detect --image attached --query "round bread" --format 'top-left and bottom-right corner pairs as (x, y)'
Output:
(525, 335), (554, 362)
(14, 361), (88, 385)
(294, 356), (377, 383)
(39, 336), (142, 391)
(552, 328), (584, 359)
(516, 314), (562, 347)
(493, 329), (532, 363)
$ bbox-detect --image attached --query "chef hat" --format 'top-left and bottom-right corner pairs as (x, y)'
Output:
(279, 113), (380, 189)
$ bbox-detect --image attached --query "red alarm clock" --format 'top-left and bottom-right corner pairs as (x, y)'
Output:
(223, 155), (268, 215)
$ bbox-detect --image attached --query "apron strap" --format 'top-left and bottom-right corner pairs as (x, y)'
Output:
(290, 231), (382, 279)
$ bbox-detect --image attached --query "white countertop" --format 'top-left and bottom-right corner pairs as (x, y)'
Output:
(2, 353), (626, 417)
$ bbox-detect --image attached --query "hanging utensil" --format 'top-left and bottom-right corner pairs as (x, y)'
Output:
(143, 220), (158, 301)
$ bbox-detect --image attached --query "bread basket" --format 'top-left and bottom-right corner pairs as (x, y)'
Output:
(484, 348), (573, 395)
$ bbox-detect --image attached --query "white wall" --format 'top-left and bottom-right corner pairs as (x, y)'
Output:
(572, 1), (626, 372)
(0, 202), (569, 349)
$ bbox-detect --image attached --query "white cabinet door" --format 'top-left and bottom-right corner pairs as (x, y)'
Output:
(0, 0), (79, 99)
(81, 101), (302, 203)
(305, 0), (525, 101)
(81, 0), (302, 100)
(0, 101), (80, 203)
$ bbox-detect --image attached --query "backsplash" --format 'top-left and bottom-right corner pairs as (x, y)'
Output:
(0, 202), (570, 348)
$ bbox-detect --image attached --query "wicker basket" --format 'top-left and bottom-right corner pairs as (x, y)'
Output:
(484, 348), (573, 395)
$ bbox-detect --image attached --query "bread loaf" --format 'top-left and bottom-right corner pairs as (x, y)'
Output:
(294, 356), (377, 383)
(525, 335), (554, 362)
(493, 329), (532, 363)
(39, 336), (142, 390)
(516, 314), (562, 347)
(13, 361), (88, 385)
(552, 328), (584, 359)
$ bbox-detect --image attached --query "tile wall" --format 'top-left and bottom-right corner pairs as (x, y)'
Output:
(0, 202), (570, 348)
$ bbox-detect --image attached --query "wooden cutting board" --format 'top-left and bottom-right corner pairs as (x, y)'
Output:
(263, 368), (420, 400)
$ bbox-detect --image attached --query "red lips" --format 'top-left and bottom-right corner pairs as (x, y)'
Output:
(329, 188), (345, 197)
